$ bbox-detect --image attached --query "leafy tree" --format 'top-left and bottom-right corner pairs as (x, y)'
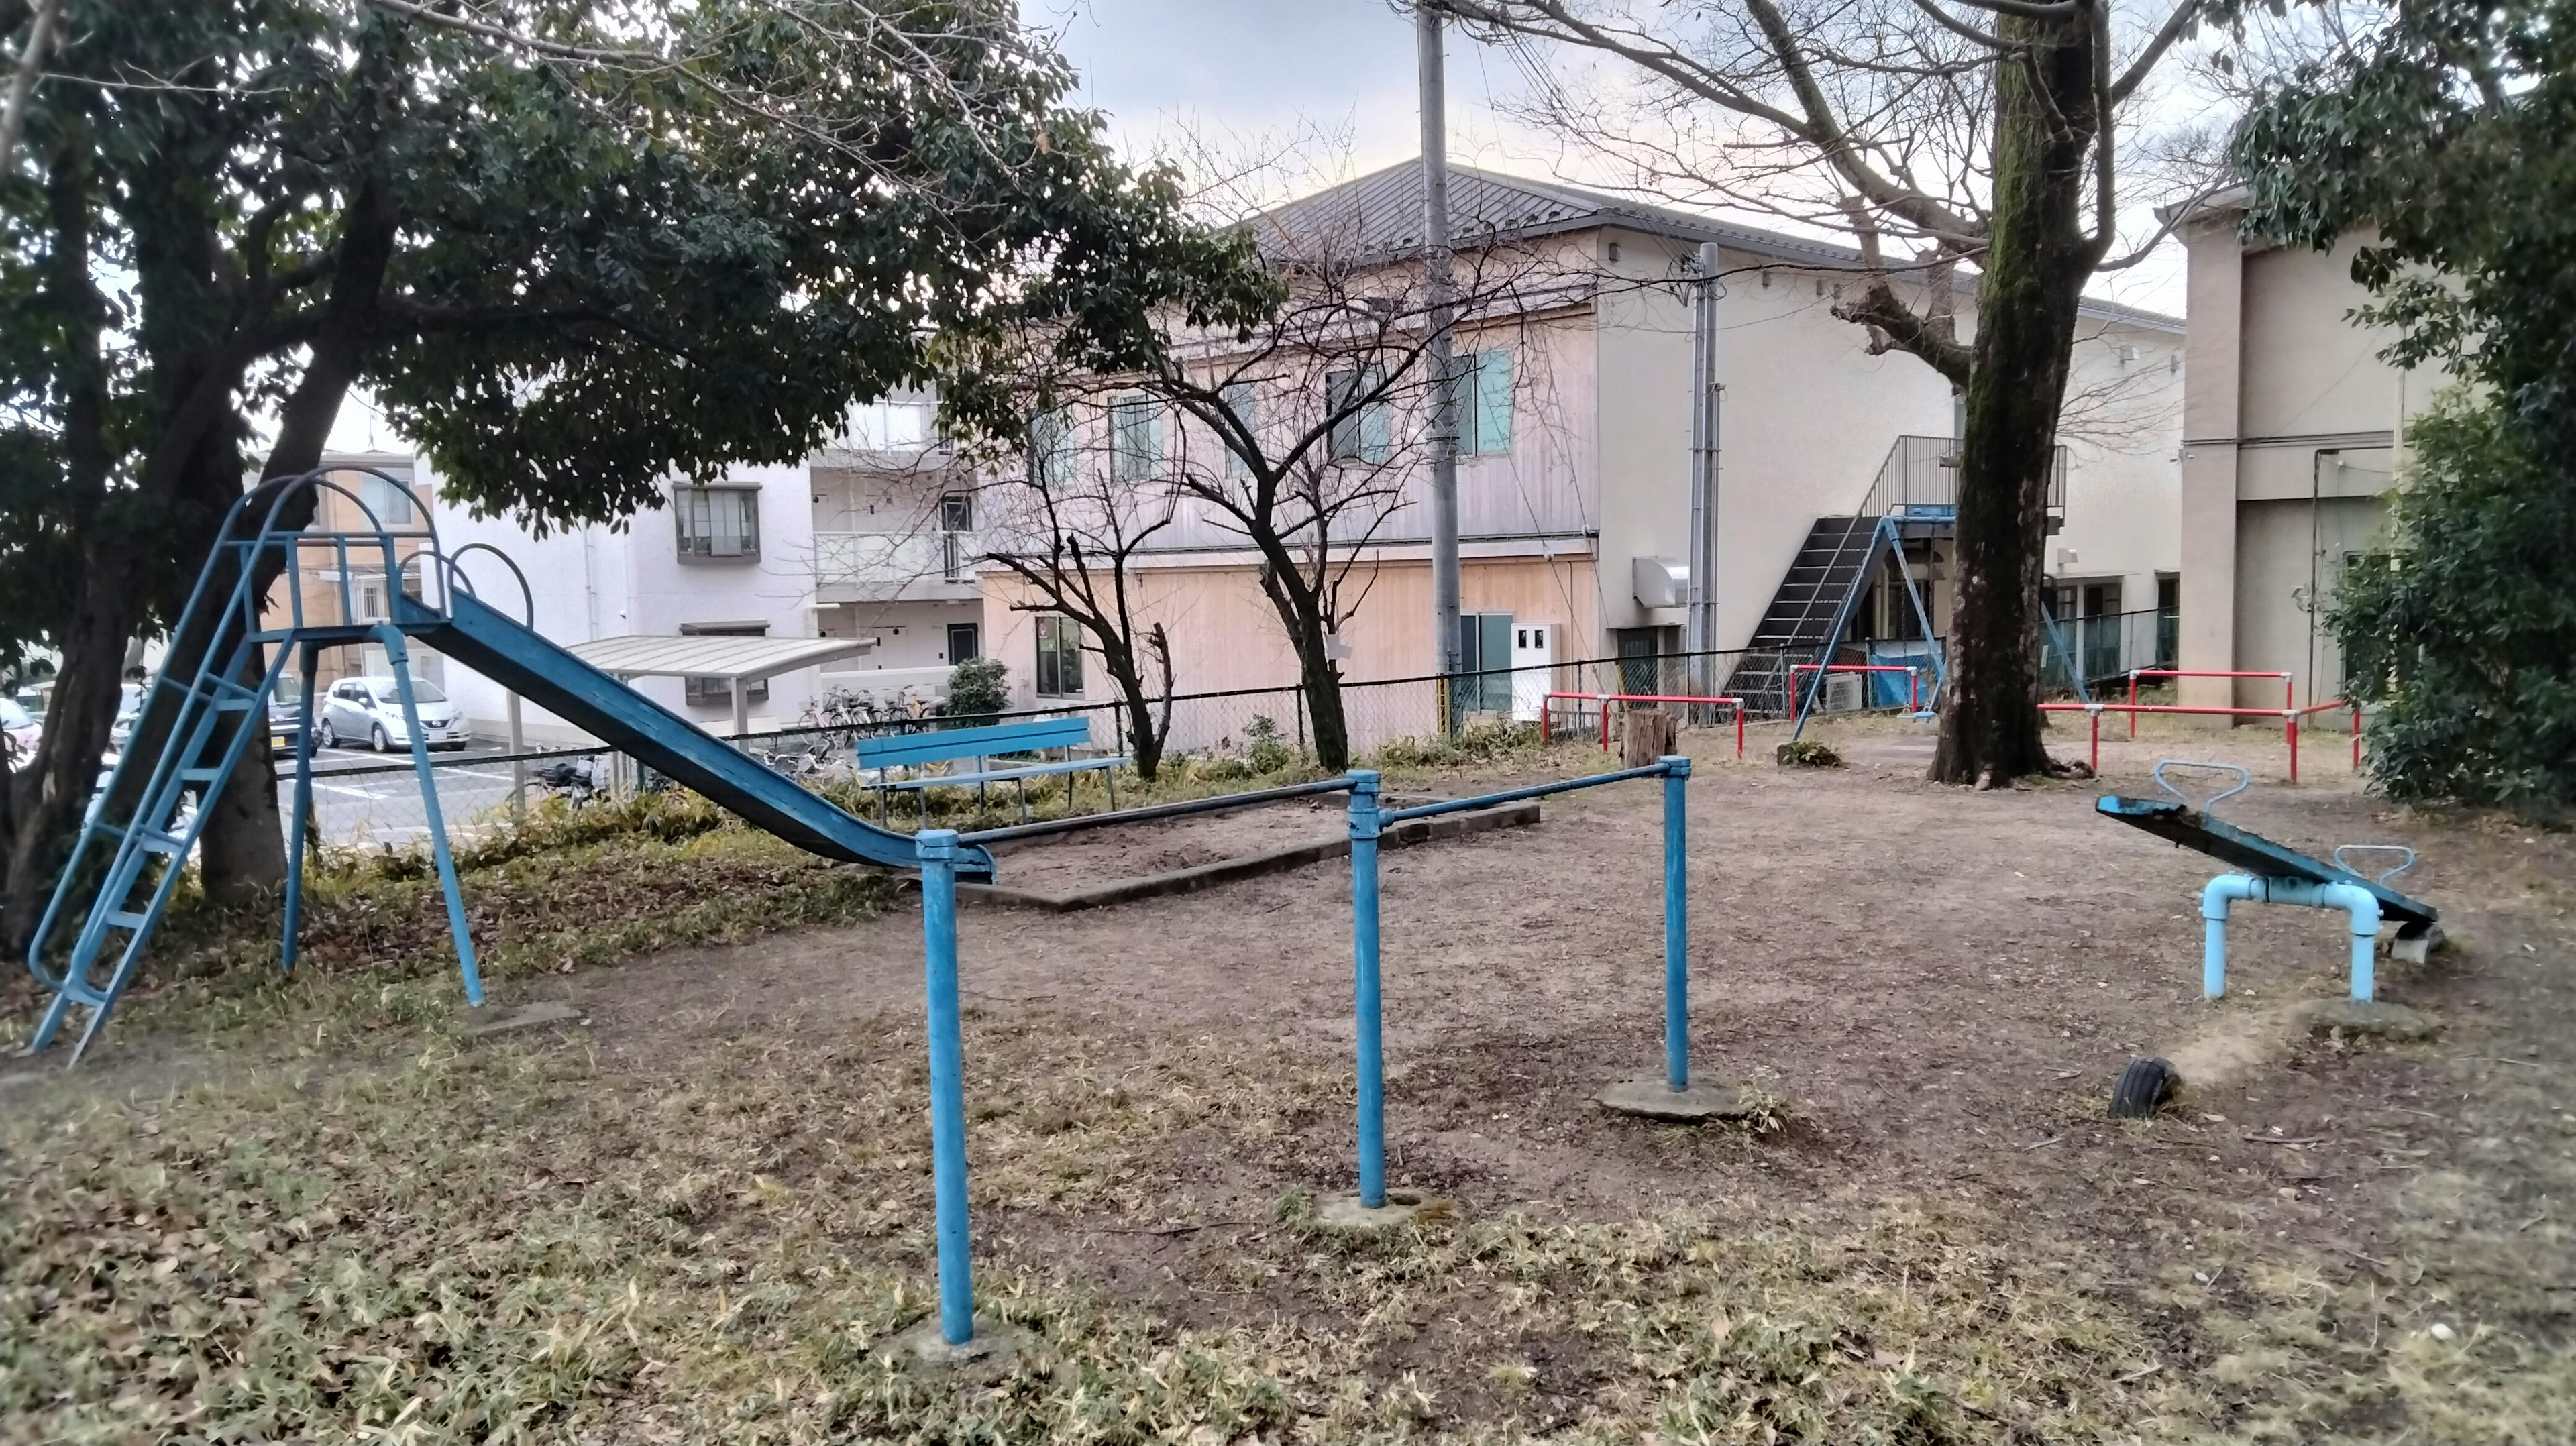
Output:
(2235, 0), (2576, 814)
(0, 0), (1271, 942)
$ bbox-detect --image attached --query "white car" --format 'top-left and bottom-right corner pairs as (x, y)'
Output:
(1, 696), (39, 763)
(315, 676), (471, 752)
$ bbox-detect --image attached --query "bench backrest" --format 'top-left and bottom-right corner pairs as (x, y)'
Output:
(855, 716), (1092, 769)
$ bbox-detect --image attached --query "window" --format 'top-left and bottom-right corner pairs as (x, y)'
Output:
(1029, 409), (1075, 490)
(372, 680), (448, 706)
(939, 493), (975, 581)
(849, 400), (930, 449)
(946, 622), (981, 663)
(680, 622), (769, 706)
(676, 486), (761, 559)
(1034, 614), (1085, 697)
(1109, 393), (1163, 482)
(1220, 380), (1258, 477)
(1326, 366), (1391, 463)
(1453, 349), (1513, 457)
(358, 472), (416, 526)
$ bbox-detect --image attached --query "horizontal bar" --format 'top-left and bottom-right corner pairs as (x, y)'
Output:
(2125, 669), (2291, 679)
(1381, 761), (1672, 824)
(960, 775), (1357, 845)
(1788, 664), (1917, 673)
(2042, 702), (2296, 718)
(1547, 691), (1743, 710)
(2294, 698), (2356, 716)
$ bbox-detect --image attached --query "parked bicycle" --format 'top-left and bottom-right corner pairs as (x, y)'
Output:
(531, 757), (602, 806)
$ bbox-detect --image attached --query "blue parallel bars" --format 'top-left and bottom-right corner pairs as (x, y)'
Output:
(915, 755), (1695, 1341)
(914, 828), (977, 1345)
(1347, 772), (1388, 1207)
(1346, 755), (1697, 1204)
(1662, 756), (1691, 1089)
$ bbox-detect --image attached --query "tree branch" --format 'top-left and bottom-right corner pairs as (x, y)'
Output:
(2112, 0), (2202, 102)
(0, 0), (60, 174)
(1909, 0), (2016, 52)
(1833, 276), (1972, 387)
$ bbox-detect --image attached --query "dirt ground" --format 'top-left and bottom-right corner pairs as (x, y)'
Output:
(978, 791), (1352, 895)
(573, 714), (2567, 1431)
(9, 712), (2571, 1441)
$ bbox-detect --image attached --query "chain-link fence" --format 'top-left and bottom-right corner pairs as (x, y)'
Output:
(280, 643), (1882, 847)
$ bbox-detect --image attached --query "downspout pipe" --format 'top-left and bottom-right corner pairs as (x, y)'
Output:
(2200, 873), (2381, 1001)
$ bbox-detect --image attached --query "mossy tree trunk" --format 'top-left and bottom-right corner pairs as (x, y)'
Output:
(1928, 12), (2103, 785)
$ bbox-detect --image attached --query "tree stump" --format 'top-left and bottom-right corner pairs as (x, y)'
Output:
(1622, 707), (1676, 767)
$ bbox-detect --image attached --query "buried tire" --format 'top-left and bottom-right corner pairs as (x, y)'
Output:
(2110, 1056), (2180, 1119)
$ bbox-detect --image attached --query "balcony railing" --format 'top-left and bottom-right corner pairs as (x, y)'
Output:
(813, 529), (979, 597)
(1862, 435), (2068, 520)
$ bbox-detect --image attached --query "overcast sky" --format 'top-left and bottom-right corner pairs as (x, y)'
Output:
(329, 2), (2188, 452)
(1038, 0), (2189, 310)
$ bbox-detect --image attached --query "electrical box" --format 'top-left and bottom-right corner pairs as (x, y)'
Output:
(1510, 623), (1556, 722)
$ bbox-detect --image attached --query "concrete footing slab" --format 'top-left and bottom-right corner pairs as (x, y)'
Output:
(464, 1000), (582, 1039)
(883, 1318), (1032, 1381)
(1597, 1076), (1759, 1123)
(2388, 921), (2447, 966)
(1318, 1190), (1452, 1231)
(2302, 997), (2438, 1040)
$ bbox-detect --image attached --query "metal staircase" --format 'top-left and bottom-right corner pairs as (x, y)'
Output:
(1726, 437), (2073, 719)
(1729, 516), (1890, 716)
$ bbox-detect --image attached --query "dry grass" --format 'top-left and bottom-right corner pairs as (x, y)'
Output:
(1, 794), (898, 1054)
(7, 1019), (2202, 1445)
(6, 752), (2568, 1443)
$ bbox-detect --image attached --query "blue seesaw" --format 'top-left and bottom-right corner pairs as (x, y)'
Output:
(2098, 761), (2440, 1002)
(904, 755), (1710, 1352)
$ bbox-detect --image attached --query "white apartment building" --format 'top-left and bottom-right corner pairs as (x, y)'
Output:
(391, 398), (987, 744)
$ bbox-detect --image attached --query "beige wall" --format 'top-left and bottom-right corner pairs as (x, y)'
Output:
(2177, 214), (2432, 710)
(983, 553), (1601, 708)
(2052, 321), (2186, 613)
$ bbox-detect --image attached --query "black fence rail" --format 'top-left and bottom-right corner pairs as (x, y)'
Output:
(283, 646), (1809, 846)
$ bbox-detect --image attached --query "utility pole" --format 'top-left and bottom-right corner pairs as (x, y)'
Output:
(1418, 3), (1462, 731)
(1684, 241), (1723, 714)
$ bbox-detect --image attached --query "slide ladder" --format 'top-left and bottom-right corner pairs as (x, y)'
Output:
(23, 469), (988, 1064)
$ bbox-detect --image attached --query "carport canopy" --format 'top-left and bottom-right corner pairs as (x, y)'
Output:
(565, 633), (876, 736)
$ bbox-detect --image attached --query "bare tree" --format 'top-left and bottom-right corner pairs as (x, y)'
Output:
(971, 409), (1188, 778)
(1432, 0), (2226, 783)
(973, 203), (1573, 771)
(1157, 229), (1566, 771)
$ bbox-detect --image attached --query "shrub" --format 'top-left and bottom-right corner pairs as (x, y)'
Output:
(2330, 394), (2576, 818)
(943, 655), (1008, 724)
(1369, 717), (1540, 769)
(1775, 740), (1843, 769)
(1244, 714), (1294, 773)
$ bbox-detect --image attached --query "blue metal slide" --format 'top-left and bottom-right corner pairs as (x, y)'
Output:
(25, 469), (992, 1064)
(400, 588), (994, 879)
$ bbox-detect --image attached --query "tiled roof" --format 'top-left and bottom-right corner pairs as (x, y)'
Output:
(1262, 159), (2181, 333)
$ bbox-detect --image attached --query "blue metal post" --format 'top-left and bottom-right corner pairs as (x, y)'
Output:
(1660, 756), (1690, 1089)
(915, 828), (976, 1345)
(1347, 769), (1386, 1209)
(372, 625), (482, 1005)
(280, 641), (320, 973)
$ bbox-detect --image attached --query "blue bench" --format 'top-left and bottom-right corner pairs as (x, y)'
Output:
(856, 716), (1121, 824)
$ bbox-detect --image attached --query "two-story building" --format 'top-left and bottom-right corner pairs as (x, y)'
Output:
(979, 161), (2186, 730)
